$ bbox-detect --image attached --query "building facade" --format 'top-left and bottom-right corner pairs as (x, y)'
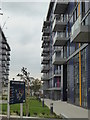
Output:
(0, 27), (11, 97)
(41, 1), (90, 109)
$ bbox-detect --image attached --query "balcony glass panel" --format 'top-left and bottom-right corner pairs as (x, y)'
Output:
(71, 12), (90, 43)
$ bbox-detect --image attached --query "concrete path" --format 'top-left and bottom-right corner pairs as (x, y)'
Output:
(0, 115), (62, 120)
(44, 99), (88, 119)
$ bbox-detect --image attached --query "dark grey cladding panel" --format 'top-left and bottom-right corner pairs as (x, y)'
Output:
(87, 44), (90, 110)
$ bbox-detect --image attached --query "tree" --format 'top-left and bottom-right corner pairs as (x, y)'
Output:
(31, 79), (42, 95)
(17, 67), (30, 116)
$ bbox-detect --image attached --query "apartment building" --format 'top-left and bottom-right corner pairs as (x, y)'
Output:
(41, 1), (90, 109)
(0, 27), (11, 96)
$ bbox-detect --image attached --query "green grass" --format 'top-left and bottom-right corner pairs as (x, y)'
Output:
(0, 97), (62, 118)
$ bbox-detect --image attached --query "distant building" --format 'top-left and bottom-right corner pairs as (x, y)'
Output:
(0, 27), (11, 96)
(41, 1), (90, 109)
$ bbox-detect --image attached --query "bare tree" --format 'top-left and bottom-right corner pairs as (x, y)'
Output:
(17, 67), (30, 116)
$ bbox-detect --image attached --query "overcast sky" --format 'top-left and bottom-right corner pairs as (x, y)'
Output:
(1, 1), (49, 80)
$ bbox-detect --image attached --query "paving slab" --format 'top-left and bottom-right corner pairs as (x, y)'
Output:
(44, 99), (88, 119)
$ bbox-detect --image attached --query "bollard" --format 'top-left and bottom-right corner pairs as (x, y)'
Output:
(50, 103), (53, 114)
(42, 99), (44, 107)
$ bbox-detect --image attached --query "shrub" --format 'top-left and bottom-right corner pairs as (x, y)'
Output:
(33, 112), (37, 116)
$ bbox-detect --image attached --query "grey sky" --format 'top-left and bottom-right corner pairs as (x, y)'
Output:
(2, 2), (49, 80)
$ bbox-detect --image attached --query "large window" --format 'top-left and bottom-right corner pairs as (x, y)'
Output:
(67, 61), (70, 102)
(81, 48), (87, 108)
(74, 54), (79, 106)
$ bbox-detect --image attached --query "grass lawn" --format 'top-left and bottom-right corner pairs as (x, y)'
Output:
(1, 97), (62, 119)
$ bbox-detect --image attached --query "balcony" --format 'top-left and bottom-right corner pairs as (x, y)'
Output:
(41, 42), (50, 48)
(41, 52), (49, 57)
(2, 56), (7, 61)
(1, 64), (6, 67)
(53, 32), (69, 46)
(43, 85), (49, 90)
(2, 44), (6, 49)
(41, 56), (50, 64)
(7, 51), (10, 56)
(2, 50), (6, 55)
(54, 46), (63, 52)
(42, 56), (50, 61)
(41, 74), (50, 81)
(42, 27), (50, 36)
(52, 14), (68, 32)
(54, 70), (61, 77)
(52, 52), (67, 65)
(3, 71), (9, 75)
(7, 61), (10, 66)
(42, 47), (50, 53)
(7, 57), (10, 61)
(42, 36), (50, 42)
(41, 65), (50, 73)
(2, 68), (6, 73)
(43, 21), (50, 27)
(53, 0), (68, 14)
(71, 13), (90, 43)
(6, 66), (9, 71)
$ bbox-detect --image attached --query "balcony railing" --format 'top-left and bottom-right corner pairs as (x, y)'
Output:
(41, 74), (50, 81)
(2, 44), (6, 49)
(43, 83), (49, 90)
(2, 56), (7, 61)
(41, 41), (50, 48)
(42, 27), (50, 32)
(53, 31), (69, 46)
(43, 47), (50, 52)
(54, 82), (61, 88)
(42, 36), (50, 42)
(52, 14), (68, 31)
(54, 69), (61, 76)
(7, 51), (10, 56)
(6, 66), (9, 71)
(7, 61), (10, 65)
(41, 52), (49, 57)
(71, 14), (81, 37)
(71, 12), (90, 43)
(41, 65), (50, 73)
(41, 56), (50, 64)
(54, 46), (63, 52)
(43, 56), (50, 60)
(42, 27), (50, 36)
(41, 65), (50, 70)
(52, 52), (67, 65)
(2, 50), (6, 55)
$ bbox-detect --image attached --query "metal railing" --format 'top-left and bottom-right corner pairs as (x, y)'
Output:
(71, 12), (89, 36)
(43, 27), (50, 33)
(54, 31), (69, 42)
(43, 47), (50, 52)
(54, 69), (61, 74)
(41, 73), (50, 79)
(54, 46), (63, 52)
(41, 65), (50, 70)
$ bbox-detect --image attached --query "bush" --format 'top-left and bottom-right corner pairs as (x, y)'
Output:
(42, 112), (45, 115)
(33, 112), (37, 116)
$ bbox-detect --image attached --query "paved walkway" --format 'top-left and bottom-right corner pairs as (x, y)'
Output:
(44, 99), (88, 119)
(0, 115), (62, 120)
